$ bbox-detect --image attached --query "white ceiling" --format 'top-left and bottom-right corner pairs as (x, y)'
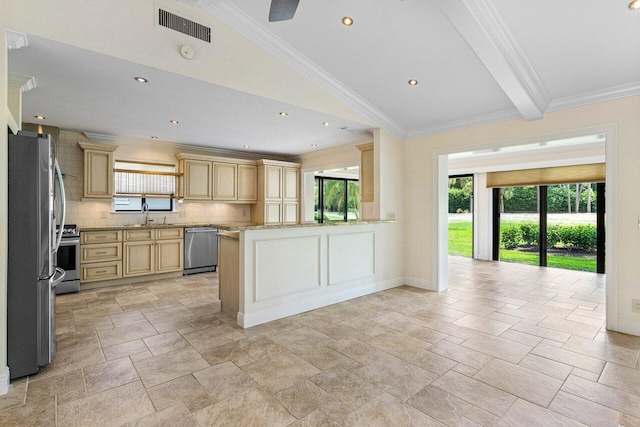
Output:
(8, 35), (373, 156)
(7, 0), (640, 155)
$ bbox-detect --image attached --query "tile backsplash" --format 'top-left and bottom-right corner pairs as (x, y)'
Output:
(57, 130), (250, 227)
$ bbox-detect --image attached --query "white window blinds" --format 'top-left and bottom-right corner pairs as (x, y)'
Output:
(114, 161), (178, 197)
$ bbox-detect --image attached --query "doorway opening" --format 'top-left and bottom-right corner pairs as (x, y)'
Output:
(448, 174), (474, 257)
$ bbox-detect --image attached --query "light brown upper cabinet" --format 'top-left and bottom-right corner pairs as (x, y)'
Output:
(176, 154), (257, 203)
(237, 164), (258, 201)
(78, 142), (118, 199)
(357, 142), (374, 203)
(283, 167), (299, 201)
(213, 162), (237, 201)
(178, 157), (213, 200)
(252, 160), (301, 225)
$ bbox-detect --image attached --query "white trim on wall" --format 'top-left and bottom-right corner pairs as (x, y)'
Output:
(604, 125), (618, 332)
(0, 366), (8, 395)
(238, 277), (404, 328)
(433, 124), (619, 330)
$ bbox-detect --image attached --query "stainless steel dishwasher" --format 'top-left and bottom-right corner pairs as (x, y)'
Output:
(184, 227), (218, 275)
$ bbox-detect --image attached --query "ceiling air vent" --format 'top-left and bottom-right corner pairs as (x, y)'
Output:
(158, 9), (211, 43)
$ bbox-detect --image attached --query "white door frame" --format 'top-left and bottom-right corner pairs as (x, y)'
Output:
(432, 124), (618, 331)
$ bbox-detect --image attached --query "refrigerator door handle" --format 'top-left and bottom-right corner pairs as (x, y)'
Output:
(54, 159), (66, 253)
(52, 267), (66, 288)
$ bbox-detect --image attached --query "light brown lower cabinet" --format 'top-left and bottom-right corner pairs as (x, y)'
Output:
(156, 239), (184, 273)
(80, 230), (124, 283)
(123, 241), (155, 277)
(123, 231), (183, 277)
(81, 228), (183, 283)
(81, 261), (122, 283)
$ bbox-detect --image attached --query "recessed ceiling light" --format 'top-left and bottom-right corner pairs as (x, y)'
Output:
(150, 136), (158, 139)
(134, 77), (148, 83)
(34, 115), (46, 120)
(279, 112), (288, 116)
(342, 16), (354, 26)
(630, 0), (640, 9)
(170, 120), (180, 125)
(408, 79), (419, 86)
(323, 122), (330, 126)
(311, 144), (318, 147)
(243, 145), (250, 149)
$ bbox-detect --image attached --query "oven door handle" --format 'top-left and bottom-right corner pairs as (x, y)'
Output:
(59, 238), (80, 245)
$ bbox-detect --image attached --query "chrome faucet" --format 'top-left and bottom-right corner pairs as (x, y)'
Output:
(141, 202), (151, 225)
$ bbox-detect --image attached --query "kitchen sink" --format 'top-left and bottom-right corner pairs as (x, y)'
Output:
(123, 223), (175, 227)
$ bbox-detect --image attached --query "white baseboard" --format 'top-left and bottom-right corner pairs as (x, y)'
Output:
(405, 276), (434, 291)
(614, 319), (640, 337)
(0, 366), (9, 395)
(238, 277), (404, 328)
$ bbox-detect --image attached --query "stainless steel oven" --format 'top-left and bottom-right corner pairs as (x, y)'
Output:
(56, 224), (80, 294)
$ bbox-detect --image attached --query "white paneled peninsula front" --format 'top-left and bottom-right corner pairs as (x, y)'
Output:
(218, 221), (398, 328)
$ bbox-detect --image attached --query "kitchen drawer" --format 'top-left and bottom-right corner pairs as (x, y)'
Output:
(156, 228), (183, 240)
(81, 243), (122, 263)
(124, 228), (156, 242)
(81, 261), (122, 283)
(81, 230), (122, 244)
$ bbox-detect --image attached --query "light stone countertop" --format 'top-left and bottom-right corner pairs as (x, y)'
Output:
(79, 220), (394, 233)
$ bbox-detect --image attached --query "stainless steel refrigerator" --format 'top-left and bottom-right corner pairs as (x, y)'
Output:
(8, 130), (66, 379)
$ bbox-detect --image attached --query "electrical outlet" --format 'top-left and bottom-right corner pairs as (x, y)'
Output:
(386, 212), (396, 221)
(179, 210), (186, 218)
(633, 299), (640, 313)
(100, 211), (107, 219)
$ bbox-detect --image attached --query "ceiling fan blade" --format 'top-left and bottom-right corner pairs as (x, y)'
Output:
(269, 0), (300, 22)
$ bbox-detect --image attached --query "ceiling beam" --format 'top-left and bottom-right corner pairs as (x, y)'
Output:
(435, 0), (550, 121)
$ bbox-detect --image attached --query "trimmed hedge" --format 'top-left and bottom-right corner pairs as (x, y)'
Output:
(501, 222), (597, 251)
(449, 188), (470, 213)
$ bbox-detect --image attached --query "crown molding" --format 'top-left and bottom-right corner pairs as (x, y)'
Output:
(548, 81), (640, 112)
(83, 132), (295, 162)
(6, 29), (28, 50)
(8, 74), (37, 92)
(183, 0), (407, 141)
(176, 0), (200, 6)
(407, 80), (640, 139)
(407, 109), (520, 139)
(435, 0), (550, 121)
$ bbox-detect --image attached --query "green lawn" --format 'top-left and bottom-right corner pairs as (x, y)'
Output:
(448, 220), (596, 272)
(448, 221), (473, 257)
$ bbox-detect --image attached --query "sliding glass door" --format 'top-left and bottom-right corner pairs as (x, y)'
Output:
(315, 177), (360, 223)
(493, 183), (604, 273)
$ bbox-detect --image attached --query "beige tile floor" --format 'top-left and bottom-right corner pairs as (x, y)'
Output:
(1, 256), (640, 426)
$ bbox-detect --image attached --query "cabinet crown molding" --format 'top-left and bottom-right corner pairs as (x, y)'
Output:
(356, 142), (374, 152)
(175, 152), (257, 165)
(78, 141), (119, 152)
(256, 159), (301, 168)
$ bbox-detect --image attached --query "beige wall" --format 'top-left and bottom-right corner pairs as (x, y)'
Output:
(404, 95), (640, 330)
(57, 130), (250, 227)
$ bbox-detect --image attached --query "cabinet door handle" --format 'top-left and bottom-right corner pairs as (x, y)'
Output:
(96, 251), (107, 254)
(96, 270), (107, 274)
(96, 235), (107, 239)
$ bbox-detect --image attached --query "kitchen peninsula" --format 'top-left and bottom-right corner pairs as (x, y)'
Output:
(217, 220), (398, 328)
